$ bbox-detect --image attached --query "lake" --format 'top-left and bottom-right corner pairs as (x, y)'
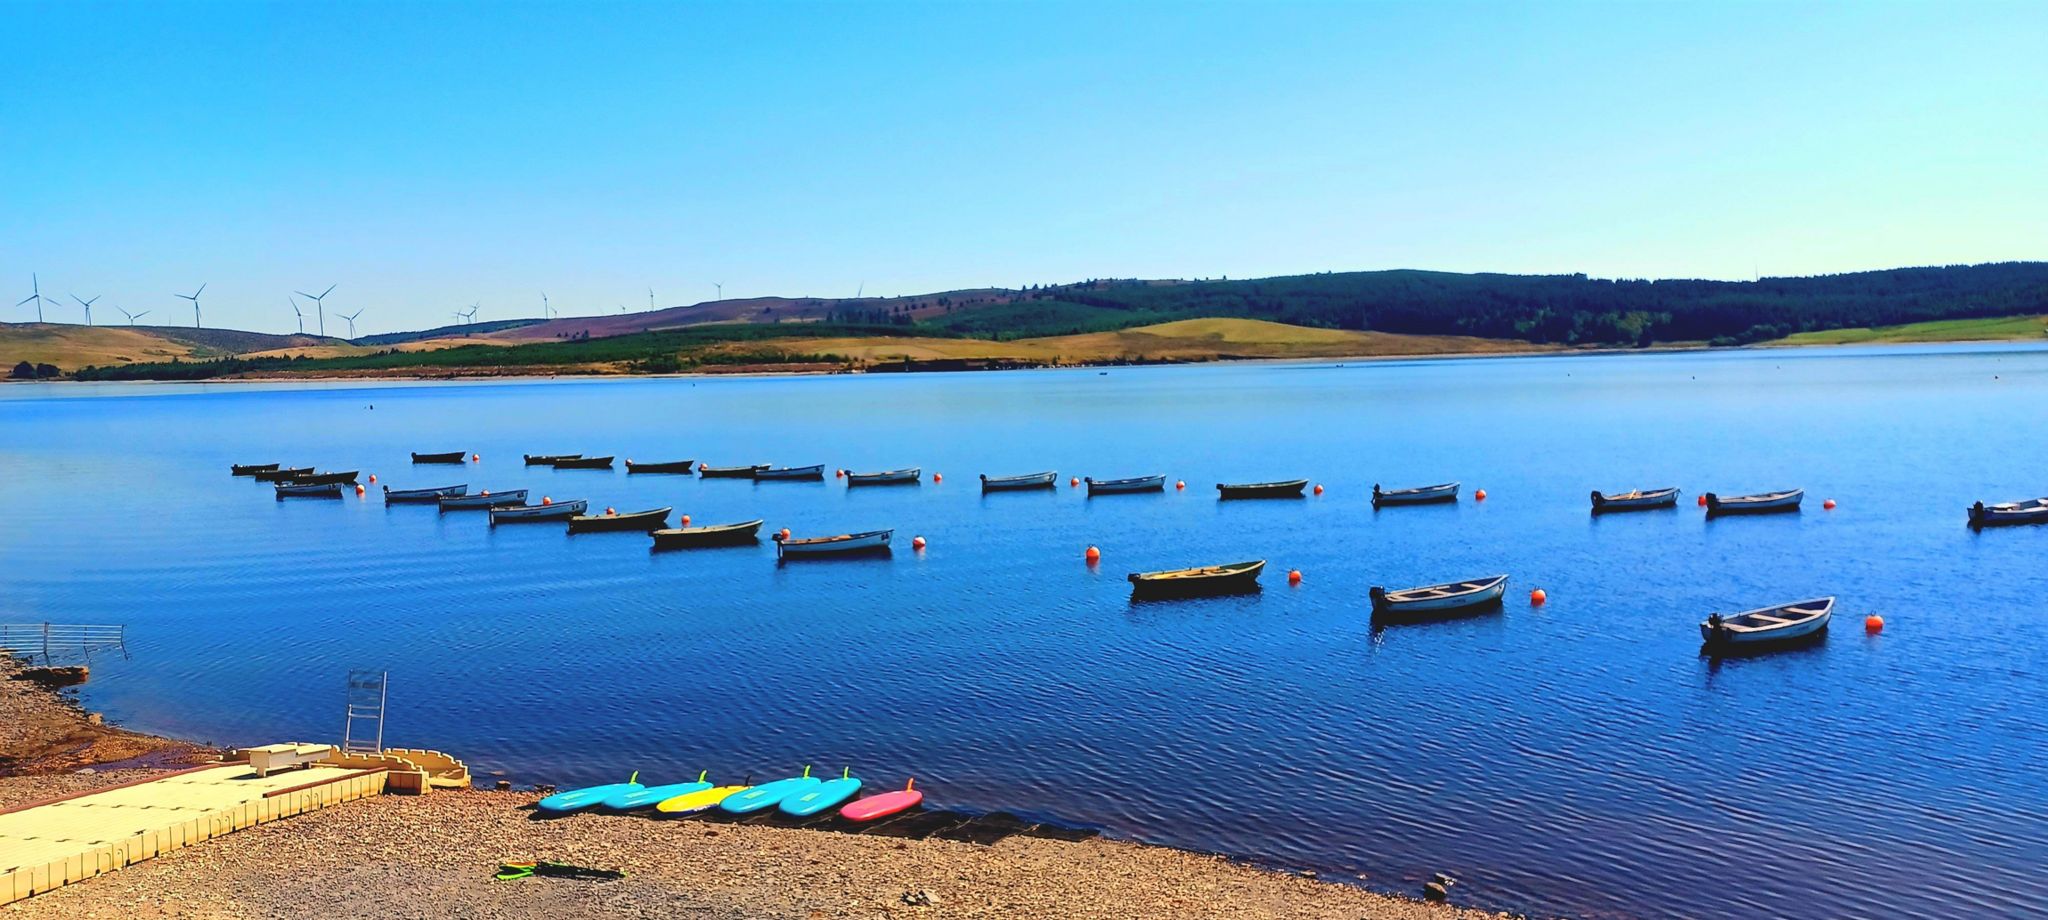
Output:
(2, 345), (2044, 919)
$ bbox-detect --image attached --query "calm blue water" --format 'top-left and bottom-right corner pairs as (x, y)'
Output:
(3, 345), (2045, 919)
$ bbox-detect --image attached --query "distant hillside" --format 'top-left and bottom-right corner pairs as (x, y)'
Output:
(0, 322), (340, 371)
(354, 318), (547, 346)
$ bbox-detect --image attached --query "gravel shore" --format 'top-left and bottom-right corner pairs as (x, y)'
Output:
(0, 788), (1510, 919)
(0, 656), (211, 776)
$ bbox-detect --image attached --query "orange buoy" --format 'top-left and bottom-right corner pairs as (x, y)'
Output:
(679, 514), (691, 526)
(836, 469), (845, 478)
(1475, 489), (1488, 501)
(354, 484), (365, 495)
(1313, 484), (1323, 495)
(1070, 477), (1080, 487)
(1175, 480), (1185, 490)
(480, 489), (490, 497)
(1697, 494), (1709, 507)
(541, 496), (552, 505)
(912, 535), (927, 549)
(778, 527), (791, 541)
(1530, 588), (1547, 606)
(605, 506), (617, 516)
(1865, 614), (1884, 634)
(1824, 499), (1837, 510)
(472, 453), (480, 462)
(932, 472), (942, 482)
(1287, 569), (1302, 585)
(1085, 545), (1101, 563)
(367, 474), (377, 483)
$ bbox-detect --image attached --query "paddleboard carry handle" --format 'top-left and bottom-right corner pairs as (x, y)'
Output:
(802, 764), (812, 778)
(697, 770), (708, 783)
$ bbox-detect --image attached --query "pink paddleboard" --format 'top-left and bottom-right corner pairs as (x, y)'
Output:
(840, 781), (924, 822)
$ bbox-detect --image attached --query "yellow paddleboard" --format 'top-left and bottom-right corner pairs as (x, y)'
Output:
(656, 784), (749, 814)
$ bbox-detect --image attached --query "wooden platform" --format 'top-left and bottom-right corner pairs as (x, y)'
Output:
(0, 761), (388, 906)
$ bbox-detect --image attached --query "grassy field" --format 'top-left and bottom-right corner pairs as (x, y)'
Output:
(0, 323), (209, 368)
(1772, 315), (2048, 345)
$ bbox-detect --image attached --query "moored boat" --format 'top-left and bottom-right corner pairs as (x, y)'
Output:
(251, 466), (314, 482)
(1591, 487), (1681, 513)
(524, 453), (581, 466)
(1704, 488), (1803, 516)
(552, 455), (615, 470)
(1217, 479), (1308, 499)
(651, 519), (766, 549)
(231, 462), (280, 476)
(437, 489), (527, 510)
(284, 470), (360, 486)
(567, 506), (672, 532)
(1128, 560), (1266, 598)
(698, 464), (765, 479)
(275, 482), (344, 500)
(383, 484), (467, 504)
(410, 451), (467, 464)
(1371, 482), (1459, 507)
(756, 464), (826, 481)
(489, 499), (589, 524)
(1700, 597), (1834, 649)
(846, 467), (920, 486)
(1968, 497), (2048, 528)
(1370, 574), (1510, 618)
(979, 471), (1057, 492)
(776, 528), (892, 558)
(624, 459), (695, 474)
(1085, 474), (1166, 495)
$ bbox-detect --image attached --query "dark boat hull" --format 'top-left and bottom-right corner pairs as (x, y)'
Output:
(411, 452), (467, 464)
(1128, 574), (1263, 599)
(252, 467), (314, 482)
(552, 456), (615, 470)
(651, 520), (766, 549)
(1217, 480), (1308, 499)
(625, 460), (695, 474)
(699, 465), (763, 479)
(568, 509), (672, 532)
(289, 471), (360, 486)
(231, 463), (279, 476)
(524, 454), (581, 466)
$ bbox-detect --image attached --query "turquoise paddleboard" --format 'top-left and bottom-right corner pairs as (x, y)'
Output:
(602, 771), (713, 810)
(779, 769), (861, 817)
(537, 773), (643, 814)
(719, 766), (821, 814)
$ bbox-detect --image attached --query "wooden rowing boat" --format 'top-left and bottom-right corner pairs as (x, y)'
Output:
(1372, 482), (1459, 507)
(1969, 497), (2048, 528)
(383, 484), (466, 504)
(285, 470), (359, 486)
(551, 455), (615, 470)
(1370, 574), (1509, 618)
(410, 451), (467, 464)
(846, 468), (921, 486)
(1591, 487), (1680, 512)
(756, 464), (826, 481)
(568, 506), (672, 532)
(1217, 480), (1308, 499)
(624, 459), (695, 474)
(231, 462), (279, 476)
(1704, 488), (1803, 516)
(1085, 474), (1166, 495)
(251, 466), (314, 482)
(1701, 597), (1833, 648)
(776, 528), (892, 558)
(489, 499), (589, 524)
(524, 453), (581, 466)
(699, 464), (765, 479)
(437, 489), (527, 510)
(275, 482), (343, 499)
(1127, 560), (1265, 598)
(979, 471), (1057, 492)
(651, 519), (766, 549)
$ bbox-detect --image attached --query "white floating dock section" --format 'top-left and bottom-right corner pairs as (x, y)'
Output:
(0, 760), (389, 906)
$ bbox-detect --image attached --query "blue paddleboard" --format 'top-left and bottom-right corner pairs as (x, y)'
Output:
(603, 775), (713, 810)
(719, 767), (821, 814)
(537, 779), (642, 814)
(779, 773), (861, 817)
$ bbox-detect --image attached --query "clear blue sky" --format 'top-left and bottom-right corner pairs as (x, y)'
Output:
(4, 1), (2042, 335)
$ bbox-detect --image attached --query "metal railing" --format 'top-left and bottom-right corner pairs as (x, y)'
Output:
(0, 623), (129, 664)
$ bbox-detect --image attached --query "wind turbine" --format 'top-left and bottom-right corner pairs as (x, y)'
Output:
(16, 274), (49, 322)
(650, 288), (656, 311)
(117, 307), (150, 326)
(72, 294), (99, 326)
(540, 290), (553, 319)
(338, 309), (363, 337)
(288, 296), (306, 333)
(176, 283), (207, 327)
(466, 302), (481, 323)
(713, 282), (723, 301)
(295, 284), (335, 337)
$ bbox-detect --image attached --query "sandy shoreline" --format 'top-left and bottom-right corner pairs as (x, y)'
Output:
(0, 656), (1516, 918)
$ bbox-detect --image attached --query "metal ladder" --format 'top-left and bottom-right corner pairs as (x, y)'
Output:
(341, 670), (388, 754)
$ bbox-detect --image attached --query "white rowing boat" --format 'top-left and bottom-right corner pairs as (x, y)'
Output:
(1701, 597), (1833, 648)
(1369, 574), (1509, 617)
(438, 489), (527, 510)
(979, 471), (1057, 491)
(489, 500), (589, 525)
(1085, 474), (1166, 495)
(776, 528), (892, 558)
(1372, 482), (1459, 507)
(1704, 488), (1803, 516)
(1591, 487), (1679, 512)
(846, 467), (921, 486)
(1969, 497), (2048, 528)
(384, 484), (467, 504)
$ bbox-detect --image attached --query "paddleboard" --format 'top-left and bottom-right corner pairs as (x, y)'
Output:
(537, 780), (642, 815)
(655, 784), (750, 814)
(719, 767), (821, 814)
(779, 774), (861, 817)
(603, 773), (713, 810)
(840, 779), (924, 822)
